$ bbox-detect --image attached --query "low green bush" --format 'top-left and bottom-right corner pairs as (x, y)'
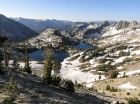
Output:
(126, 96), (140, 104)
(106, 85), (110, 90)
(63, 79), (75, 93)
(3, 96), (15, 103)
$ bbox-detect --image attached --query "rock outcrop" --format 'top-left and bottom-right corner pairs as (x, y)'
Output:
(25, 28), (80, 49)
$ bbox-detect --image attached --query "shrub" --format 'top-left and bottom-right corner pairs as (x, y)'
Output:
(3, 96), (15, 103)
(110, 87), (118, 92)
(106, 85), (110, 90)
(88, 87), (98, 92)
(126, 97), (140, 104)
(51, 76), (61, 86)
(63, 79), (75, 93)
(3, 76), (18, 97)
(127, 92), (130, 95)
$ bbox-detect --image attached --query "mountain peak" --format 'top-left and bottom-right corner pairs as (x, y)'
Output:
(115, 20), (129, 30)
(102, 21), (110, 27)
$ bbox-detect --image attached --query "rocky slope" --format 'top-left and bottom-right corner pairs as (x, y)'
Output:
(59, 20), (140, 102)
(0, 68), (110, 104)
(0, 14), (38, 42)
(23, 28), (80, 49)
(72, 20), (139, 39)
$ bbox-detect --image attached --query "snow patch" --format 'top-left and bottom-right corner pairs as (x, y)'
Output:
(118, 82), (137, 89)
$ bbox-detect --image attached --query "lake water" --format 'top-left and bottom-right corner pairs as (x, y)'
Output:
(29, 50), (70, 62)
(73, 42), (93, 49)
(29, 42), (93, 62)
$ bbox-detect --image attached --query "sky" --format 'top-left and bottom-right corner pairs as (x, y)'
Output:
(0, 0), (140, 22)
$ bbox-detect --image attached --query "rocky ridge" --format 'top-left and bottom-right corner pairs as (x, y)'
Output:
(0, 14), (38, 42)
(23, 28), (80, 49)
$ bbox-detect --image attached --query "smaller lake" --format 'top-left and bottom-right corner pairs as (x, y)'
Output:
(73, 42), (93, 49)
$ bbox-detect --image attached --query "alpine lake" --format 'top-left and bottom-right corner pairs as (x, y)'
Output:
(29, 42), (94, 62)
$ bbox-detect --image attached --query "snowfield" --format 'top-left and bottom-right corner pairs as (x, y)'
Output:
(118, 82), (137, 89)
(118, 69), (140, 77)
(60, 53), (106, 84)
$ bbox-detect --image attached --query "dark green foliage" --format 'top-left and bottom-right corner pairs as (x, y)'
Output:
(110, 87), (118, 92)
(127, 92), (130, 95)
(106, 85), (110, 90)
(23, 63), (32, 74)
(3, 96), (15, 103)
(43, 48), (61, 84)
(126, 97), (140, 104)
(51, 76), (61, 86)
(99, 58), (108, 63)
(75, 83), (83, 88)
(97, 64), (116, 72)
(3, 76), (18, 97)
(53, 59), (61, 76)
(106, 85), (117, 92)
(110, 45), (128, 53)
(88, 87), (98, 92)
(119, 51), (130, 56)
(43, 48), (53, 82)
(123, 57), (133, 63)
(63, 79), (75, 93)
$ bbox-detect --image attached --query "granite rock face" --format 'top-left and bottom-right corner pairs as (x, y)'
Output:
(115, 20), (138, 30)
(115, 20), (130, 30)
(25, 28), (80, 49)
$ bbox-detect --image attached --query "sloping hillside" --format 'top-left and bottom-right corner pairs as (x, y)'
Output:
(0, 67), (109, 104)
(0, 14), (38, 42)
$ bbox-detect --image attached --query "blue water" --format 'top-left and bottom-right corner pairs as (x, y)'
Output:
(29, 50), (70, 62)
(29, 42), (93, 62)
(73, 42), (93, 49)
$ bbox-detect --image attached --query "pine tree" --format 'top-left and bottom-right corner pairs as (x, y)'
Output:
(4, 41), (14, 67)
(42, 48), (53, 83)
(24, 45), (32, 74)
(53, 59), (61, 77)
(3, 76), (18, 97)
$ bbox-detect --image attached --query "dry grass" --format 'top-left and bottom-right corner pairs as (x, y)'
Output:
(93, 76), (140, 100)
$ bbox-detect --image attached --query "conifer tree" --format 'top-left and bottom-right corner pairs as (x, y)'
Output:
(3, 76), (18, 97)
(42, 47), (53, 82)
(24, 45), (32, 74)
(53, 59), (61, 77)
(3, 41), (14, 67)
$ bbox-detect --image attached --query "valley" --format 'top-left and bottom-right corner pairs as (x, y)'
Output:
(1, 13), (140, 104)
